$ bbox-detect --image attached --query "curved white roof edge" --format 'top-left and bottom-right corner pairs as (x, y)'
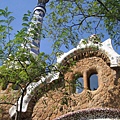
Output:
(57, 38), (120, 67)
(9, 72), (60, 118)
(101, 38), (120, 67)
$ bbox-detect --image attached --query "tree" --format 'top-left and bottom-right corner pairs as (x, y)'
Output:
(44, 0), (120, 53)
(0, 7), (51, 120)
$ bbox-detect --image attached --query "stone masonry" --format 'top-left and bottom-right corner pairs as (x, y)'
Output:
(31, 50), (120, 120)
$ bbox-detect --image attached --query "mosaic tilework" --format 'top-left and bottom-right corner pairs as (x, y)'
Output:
(54, 108), (120, 120)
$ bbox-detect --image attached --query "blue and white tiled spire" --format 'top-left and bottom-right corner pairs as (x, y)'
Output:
(29, 0), (49, 56)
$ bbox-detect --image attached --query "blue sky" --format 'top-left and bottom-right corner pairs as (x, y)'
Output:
(0, 0), (120, 54)
(0, 0), (37, 31)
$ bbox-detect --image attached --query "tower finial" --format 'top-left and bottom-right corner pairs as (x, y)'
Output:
(38, 0), (49, 4)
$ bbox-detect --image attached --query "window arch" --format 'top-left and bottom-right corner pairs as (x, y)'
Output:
(66, 68), (99, 94)
(87, 69), (99, 91)
(76, 76), (84, 93)
(88, 73), (98, 90)
(72, 73), (84, 93)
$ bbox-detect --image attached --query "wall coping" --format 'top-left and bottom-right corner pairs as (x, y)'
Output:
(57, 37), (120, 67)
(54, 108), (120, 120)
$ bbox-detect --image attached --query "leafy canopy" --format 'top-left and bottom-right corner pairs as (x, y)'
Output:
(44, 0), (120, 52)
(0, 7), (50, 89)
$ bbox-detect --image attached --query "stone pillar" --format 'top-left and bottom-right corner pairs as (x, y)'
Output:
(83, 71), (88, 90)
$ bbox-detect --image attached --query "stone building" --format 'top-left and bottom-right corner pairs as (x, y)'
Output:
(29, 37), (120, 120)
(1, 35), (119, 120)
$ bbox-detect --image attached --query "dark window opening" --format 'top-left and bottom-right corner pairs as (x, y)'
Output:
(76, 77), (84, 93)
(12, 84), (19, 90)
(88, 74), (98, 90)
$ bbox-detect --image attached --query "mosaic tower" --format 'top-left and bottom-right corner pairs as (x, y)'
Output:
(29, 0), (49, 56)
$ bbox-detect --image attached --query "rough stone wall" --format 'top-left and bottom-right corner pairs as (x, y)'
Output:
(31, 56), (120, 120)
(0, 84), (20, 120)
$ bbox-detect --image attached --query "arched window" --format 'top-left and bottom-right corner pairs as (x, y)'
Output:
(88, 73), (98, 90)
(67, 69), (99, 94)
(76, 77), (84, 93)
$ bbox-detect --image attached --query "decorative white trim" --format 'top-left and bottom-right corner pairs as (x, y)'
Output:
(9, 72), (59, 117)
(57, 38), (120, 67)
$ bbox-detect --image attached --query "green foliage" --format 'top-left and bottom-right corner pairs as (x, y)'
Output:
(73, 73), (83, 91)
(0, 7), (15, 62)
(0, 8), (51, 91)
(61, 96), (68, 105)
(45, 0), (120, 53)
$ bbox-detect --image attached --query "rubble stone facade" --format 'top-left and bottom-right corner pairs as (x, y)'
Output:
(31, 50), (120, 120)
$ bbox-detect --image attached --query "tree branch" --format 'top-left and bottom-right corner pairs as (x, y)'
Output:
(17, 58), (32, 82)
(94, 17), (102, 34)
(0, 101), (16, 106)
(96, 0), (109, 12)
